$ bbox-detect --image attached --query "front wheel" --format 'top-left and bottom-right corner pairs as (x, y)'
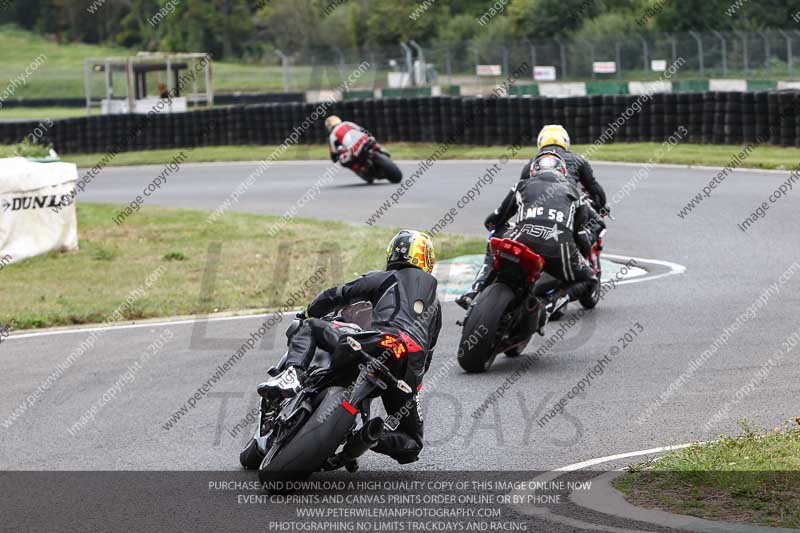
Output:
(458, 283), (515, 373)
(258, 387), (355, 490)
(372, 152), (402, 183)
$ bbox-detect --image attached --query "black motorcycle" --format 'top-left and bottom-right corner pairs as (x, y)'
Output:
(341, 135), (402, 184)
(456, 234), (602, 373)
(239, 312), (415, 489)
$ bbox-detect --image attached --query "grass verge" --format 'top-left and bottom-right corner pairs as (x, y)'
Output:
(2, 142), (798, 170)
(0, 107), (89, 120)
(0, 204), (484, 330)
(612, 420), (800, 529)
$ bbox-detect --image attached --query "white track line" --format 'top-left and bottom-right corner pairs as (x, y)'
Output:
(604, 253), (686, 285)
(509, 442), (703, 531)
(4, 312), (289, 342)
(553, 442), (700, 472)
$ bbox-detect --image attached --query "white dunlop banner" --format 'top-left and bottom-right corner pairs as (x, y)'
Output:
(0, 157), (78, 266)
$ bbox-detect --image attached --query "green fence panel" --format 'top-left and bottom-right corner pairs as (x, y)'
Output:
(508, 83), (540, 96)
(585, 82), (629, 95)
(381, 87), (432, 98)
(441, 85), (461, 96)
(671, 79), (710, 92)
(747, 80), (778, 91)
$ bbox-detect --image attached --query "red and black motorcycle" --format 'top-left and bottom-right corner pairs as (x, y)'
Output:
(339, 134), (402, 184)
(456, 232), (604, 374)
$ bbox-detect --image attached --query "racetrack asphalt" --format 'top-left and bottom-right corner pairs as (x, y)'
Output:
(2, 158), (799, 531)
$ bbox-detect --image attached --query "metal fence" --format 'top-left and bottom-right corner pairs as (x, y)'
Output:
(268, 30), (800, 92)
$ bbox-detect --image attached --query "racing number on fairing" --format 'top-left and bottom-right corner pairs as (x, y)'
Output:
(524, 206), (565, 222)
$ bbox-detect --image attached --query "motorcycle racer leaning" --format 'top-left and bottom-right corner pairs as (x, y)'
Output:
(259, 230), (442, 465)
(457, 152), (598, 309)
(456, 126), (607, 309)
(325, 115), (372, 167)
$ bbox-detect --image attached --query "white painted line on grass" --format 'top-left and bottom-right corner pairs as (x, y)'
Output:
(4, 312), (294, 342)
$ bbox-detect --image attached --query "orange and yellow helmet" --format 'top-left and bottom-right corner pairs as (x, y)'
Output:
(537, 124), (570, 150)
(386, 230), (435, 273)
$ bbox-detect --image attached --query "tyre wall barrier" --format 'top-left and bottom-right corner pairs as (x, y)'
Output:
(0, 91), (795, 155)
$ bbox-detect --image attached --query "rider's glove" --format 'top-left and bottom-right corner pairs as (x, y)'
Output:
(337, 146), (350, 164)
(484, 210), (499, 231)
(296, 309), (309, 320)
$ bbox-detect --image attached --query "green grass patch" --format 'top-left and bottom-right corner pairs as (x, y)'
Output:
(0, 107), (89, 120)
(4, 142), (797, 171)
(613, 420), (800, 529)
(0, 137), (54, 158)
(0, 204), (483, 330)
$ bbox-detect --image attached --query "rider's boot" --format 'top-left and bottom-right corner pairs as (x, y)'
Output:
(565, 278), (596, 302)
(456, 256), (492, 310)
(455, 289), (479, 310)
(257, 366), (305, 399)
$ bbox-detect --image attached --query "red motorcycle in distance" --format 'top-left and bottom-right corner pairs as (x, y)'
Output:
(338, 134), (402, 184)
(457, 233), (603, 374)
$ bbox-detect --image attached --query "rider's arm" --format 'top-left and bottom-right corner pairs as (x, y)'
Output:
(423, 302), (441, 375)
(485, 185), (518, 230)
(306, 271), (389, 318)
(494, 184), (520, 227)
(576, 155), (607, 208)
(328, 132), (340, 162)
(520, 160), (533, 180)
(573, 198), (590, 234)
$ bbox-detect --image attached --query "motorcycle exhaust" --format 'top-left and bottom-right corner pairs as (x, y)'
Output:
(340, 417), (385, 461)
(519, 296), (543, 337)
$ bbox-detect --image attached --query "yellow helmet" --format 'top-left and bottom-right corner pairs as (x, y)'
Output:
(386, 230), (435, 274)
(325, 115), (342, 132)
(537, 124), (570, 150)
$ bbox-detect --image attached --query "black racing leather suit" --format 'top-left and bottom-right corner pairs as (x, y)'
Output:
(521, 145), (607, 209)
(489, 171), (597, 300)
(471, 161), (602, 293)
(285, 263), (442, 464)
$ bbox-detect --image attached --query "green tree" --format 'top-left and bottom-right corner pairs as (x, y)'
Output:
(157, 0), (255, 58)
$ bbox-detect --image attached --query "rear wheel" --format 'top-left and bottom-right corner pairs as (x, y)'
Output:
(458, 283), (515, 373)
(258, 387), (355, 490)
(373, 152), (402, 183)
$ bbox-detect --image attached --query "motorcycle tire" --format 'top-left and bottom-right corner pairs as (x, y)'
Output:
(373, 152), (402, 183)
(258, 387), (355, 490)
(458, 283), (515, 373)
(239, 437), (265, 470)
